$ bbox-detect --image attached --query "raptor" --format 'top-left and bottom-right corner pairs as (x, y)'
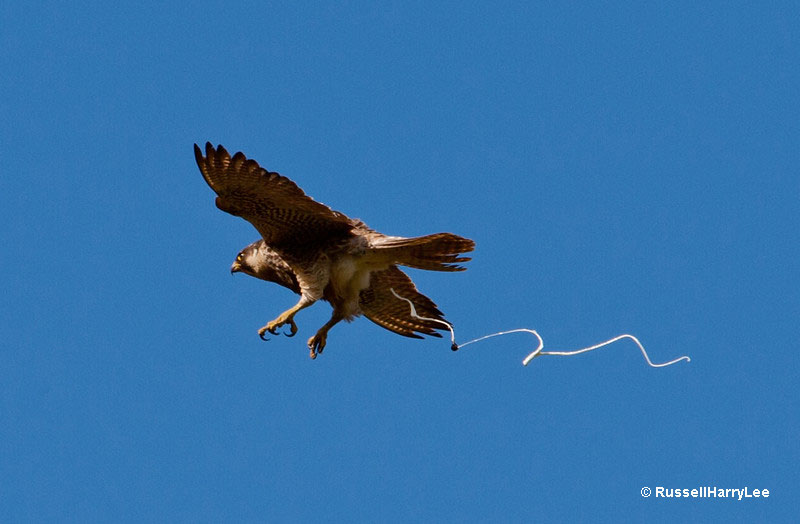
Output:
(195, 143), (475, 359)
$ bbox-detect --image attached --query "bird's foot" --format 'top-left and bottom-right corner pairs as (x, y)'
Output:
(258, 315), (298, 341)
(307, 331), (328, 359)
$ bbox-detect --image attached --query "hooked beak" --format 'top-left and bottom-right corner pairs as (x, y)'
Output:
(230, 261), (242, 274)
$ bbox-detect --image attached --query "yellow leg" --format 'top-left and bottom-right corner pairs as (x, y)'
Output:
(258, 296), (315, 340)
(307, 312), (344, 359)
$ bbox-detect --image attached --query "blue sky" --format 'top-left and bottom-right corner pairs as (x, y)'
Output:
(1, 1), (797, 522)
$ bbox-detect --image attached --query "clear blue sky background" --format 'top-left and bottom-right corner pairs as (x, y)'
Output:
(2, 2), (797, 522)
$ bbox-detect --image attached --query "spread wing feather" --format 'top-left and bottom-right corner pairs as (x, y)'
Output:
(194, 143), (353, 249)
(360, 265), (449, 339)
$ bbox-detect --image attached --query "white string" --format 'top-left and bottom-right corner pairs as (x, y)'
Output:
(389, 288), (690, 368)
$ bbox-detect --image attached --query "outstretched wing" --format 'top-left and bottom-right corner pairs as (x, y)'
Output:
(194, 142), (354, 249)
(360, 265), (448, 339)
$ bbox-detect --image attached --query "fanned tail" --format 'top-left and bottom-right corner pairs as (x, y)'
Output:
(374, 233), (475, 272)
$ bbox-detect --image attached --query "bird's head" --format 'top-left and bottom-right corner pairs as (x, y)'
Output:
(230, 240), (301, 294)
(230, 241), (263, 277)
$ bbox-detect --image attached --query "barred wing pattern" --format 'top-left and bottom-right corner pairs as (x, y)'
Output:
(360, 266), (448, 338)
(194, 142), (354, 250)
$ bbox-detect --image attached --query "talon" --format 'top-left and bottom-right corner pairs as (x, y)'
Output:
(284, 319), (298, 338)
(258, 327), (270, 341)
(307, 332), (327, 359)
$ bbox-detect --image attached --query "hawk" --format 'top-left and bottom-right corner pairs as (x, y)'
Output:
(195, 143), (475, 359)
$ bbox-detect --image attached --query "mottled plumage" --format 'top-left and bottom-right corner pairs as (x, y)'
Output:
(195, 142), (474, 358)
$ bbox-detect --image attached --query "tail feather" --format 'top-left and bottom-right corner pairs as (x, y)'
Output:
(375, 233), (475, 272)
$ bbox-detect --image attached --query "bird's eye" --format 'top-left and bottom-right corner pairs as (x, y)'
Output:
(237, 254), (243, 261)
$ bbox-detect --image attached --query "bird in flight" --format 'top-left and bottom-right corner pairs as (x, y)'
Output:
(195, 143), (475, 359)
